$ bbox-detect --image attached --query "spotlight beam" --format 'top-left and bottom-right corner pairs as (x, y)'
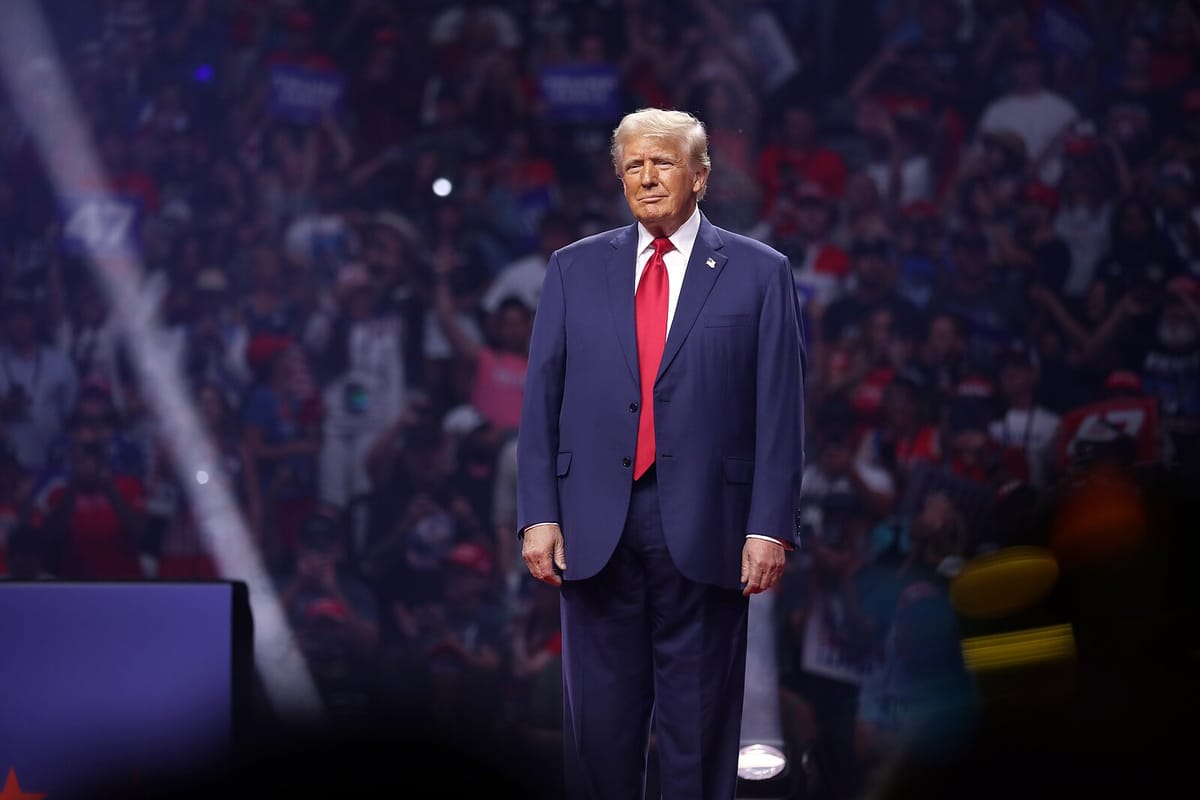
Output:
(0, 0), (323, 722)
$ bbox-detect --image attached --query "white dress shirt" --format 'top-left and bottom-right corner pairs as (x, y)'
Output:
(634, 205), (702, 333)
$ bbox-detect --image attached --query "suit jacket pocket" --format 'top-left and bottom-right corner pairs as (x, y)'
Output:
(705, 313), (756, 327)
(556, 451), (573, 477)
(723, 456), (754, 484)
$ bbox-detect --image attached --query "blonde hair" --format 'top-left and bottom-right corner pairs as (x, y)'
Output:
(611, 108), (711, 196)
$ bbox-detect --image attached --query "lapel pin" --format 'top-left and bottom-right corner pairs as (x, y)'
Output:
(706, 257), (716, 269)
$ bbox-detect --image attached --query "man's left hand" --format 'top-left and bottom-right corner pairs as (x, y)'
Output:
(740, 538), (787, 596)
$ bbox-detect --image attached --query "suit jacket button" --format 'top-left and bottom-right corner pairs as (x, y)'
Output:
(628, 402), (639, 412)
(622, 457), (631, 468)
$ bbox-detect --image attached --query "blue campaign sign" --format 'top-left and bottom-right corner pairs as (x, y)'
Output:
(59, 194), (142, 256)
(538, 63), (621, 123)
(268, 64), (345, 124)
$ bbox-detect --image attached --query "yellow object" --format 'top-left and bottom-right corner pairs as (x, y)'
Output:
(960, 623), (1077, 672)
(949, 546), (1060, 620)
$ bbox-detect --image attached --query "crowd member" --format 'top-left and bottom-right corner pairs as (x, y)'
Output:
(0, 293), (79, 473)
(432, 250), (531, 437)
(927, 223), (1025, 367)
(313, 262), (407, 512)
(423, 541), (511, 738)
(974, 42), (1078, 185)
(39, 430), (147, 581)
(1140, 275), (1200, 467)
(987, 341), (1062, 489)
(756, 101), (849, 218)
(276, 511), (380, 721)
(505, 578), (565, 785)
(151, 379), (261, 579)
(240, 333), (321, 567)
(480, 209), (575, 316)
(0, 443), (37, 572)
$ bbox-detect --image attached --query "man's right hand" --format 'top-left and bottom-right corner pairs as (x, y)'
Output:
(522, 523), (566, 586)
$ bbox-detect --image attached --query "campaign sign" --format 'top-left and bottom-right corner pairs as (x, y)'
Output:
(268, 64), (345, 124)
(802, 592), (878, 685)
(538, 63), (621, 123)
(60, 194), (142, 256)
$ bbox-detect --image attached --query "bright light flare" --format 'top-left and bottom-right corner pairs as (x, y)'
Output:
(737, 743), (788, 781)
(0, 0), (322, 722)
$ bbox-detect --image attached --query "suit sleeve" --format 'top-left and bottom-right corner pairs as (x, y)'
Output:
(516, 251), (567, 537)
(746, 253), (806, 544)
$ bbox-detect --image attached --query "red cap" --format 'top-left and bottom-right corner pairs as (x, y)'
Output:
(304, 597), (348, 623)
(245, 332), (292, 370)
(1023, 181), (1060, 212)
(902, 199), (939, 220)
(1104, 370), (1143, 395)
(445, 542), (494, 577)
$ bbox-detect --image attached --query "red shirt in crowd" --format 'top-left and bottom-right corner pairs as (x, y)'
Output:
(756, 144), (848, 217)
(45, 477), (146, 581)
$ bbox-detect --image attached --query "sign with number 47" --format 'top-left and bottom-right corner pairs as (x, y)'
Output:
(60, 194), (141, 256)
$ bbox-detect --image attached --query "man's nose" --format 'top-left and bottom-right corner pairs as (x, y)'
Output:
(640, 163), (658, 185)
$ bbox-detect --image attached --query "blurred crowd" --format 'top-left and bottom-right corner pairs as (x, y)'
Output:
(1, 0), (1198, 797)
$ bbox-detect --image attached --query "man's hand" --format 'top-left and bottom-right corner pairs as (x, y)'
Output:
(522, 523), (566, 586)
(741, 537), (787, 596)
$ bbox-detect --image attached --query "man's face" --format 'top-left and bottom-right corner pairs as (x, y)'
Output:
(494, 305), (533, 353)
(619, 135), (707, 236)
(850, 238), (893, 290)
(927, 316), (962, 360)
(1012, 58), (1042, 91)
(795, 200), (830, 238)
(1000, 362), (1036, 399)
(952, 237), (989, 277)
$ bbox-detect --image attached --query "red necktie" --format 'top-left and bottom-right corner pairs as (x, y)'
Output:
(633, 237), (673, 479)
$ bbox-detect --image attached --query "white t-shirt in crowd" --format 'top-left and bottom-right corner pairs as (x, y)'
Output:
(865, 154), (935, 208)
(1055, 202), (1112, 297)
(0, 344), (78, 470)
(322, 315), (406, 435)
(987, 406), (1061, 488)
(481, 253), (547, 314)
(977, 89), (1078, 184)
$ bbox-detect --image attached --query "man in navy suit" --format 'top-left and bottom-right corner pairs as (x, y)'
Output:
(517, 108), (806, 800)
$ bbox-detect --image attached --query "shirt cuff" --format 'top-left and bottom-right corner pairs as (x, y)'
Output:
(520, 522), (559, 539)
(747, 533), (794, 551)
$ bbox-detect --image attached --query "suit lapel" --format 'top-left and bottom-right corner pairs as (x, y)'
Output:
(605, 224), (640, 385)
(657, 217), (727, 382)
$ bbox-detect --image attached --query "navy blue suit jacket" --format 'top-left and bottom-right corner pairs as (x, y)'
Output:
(517, 215), (806, 590)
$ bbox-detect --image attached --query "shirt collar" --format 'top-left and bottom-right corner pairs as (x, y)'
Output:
(637, 205), (702, 256)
